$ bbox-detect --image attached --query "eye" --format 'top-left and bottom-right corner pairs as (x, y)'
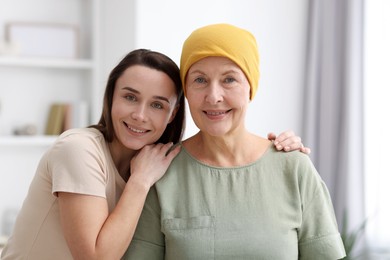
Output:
(125, 94), (136, 101)
(224, 77), (236, 83)
(151, 102), (163, 109)
(194, 77), (206, 84)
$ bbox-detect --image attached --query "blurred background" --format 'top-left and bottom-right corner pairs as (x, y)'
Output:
(0, 0), (388, 258)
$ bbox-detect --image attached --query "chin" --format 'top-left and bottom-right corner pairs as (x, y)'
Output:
(122, 140), (148, 151)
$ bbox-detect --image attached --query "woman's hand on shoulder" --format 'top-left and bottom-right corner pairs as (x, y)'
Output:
(268, 130), (311, 154)
(129, 142), (181, 188)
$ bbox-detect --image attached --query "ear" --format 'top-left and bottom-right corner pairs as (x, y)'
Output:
(168, 104), (179, 123)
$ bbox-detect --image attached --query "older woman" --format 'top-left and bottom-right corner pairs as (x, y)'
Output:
(124, 24), (345, 260)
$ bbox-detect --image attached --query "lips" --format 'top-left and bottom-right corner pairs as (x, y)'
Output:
(123, 122), (149, 134)
(203, 109), (232, 116)
(129, 127), (147, 133)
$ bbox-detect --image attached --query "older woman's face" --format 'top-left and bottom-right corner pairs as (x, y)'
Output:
(185, 56), (251, 137)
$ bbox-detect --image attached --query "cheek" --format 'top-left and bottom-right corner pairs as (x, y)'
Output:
(235, 85), (251, 104)
(110, 102), (119, 121)
(186, 91), (202, 107)
(244, 84), (251, 100)
(111, 101), (123, 122)
(151, 112), (172, 131)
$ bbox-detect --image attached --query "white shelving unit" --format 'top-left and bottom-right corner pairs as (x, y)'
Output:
(0, 0), (101, 237)
(0, 135), (58, 146)
(0, 56), (94, 69)
(0, 0), (101, 136)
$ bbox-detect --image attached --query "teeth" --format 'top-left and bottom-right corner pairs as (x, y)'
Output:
(207, 111), (225, 115)
(129, 127), (146, 133)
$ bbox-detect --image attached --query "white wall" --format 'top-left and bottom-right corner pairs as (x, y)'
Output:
(133, 0), (308, 138)
(99, 0), (136, 95)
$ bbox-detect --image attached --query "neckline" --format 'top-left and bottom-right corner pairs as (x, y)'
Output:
(179, 141), (275, 170)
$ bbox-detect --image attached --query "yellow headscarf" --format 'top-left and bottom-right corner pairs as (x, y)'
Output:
(180, 23), (260, 100)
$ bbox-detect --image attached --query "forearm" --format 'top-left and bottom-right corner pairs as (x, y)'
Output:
(98, 178), (150, 259)
(68, 143), (179, 259)
(69, 179), (150, 260)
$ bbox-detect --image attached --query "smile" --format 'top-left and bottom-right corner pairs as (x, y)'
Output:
(129, 127), (147, 133)
(124, 122), (149, 133)
(204, 109), (232, 115)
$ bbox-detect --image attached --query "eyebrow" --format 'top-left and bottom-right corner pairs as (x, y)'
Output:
(222, 69), (241, 75)
(188, 69), (205, 76)
(122, 86), (171, 104)
(189, 68), (241, 76)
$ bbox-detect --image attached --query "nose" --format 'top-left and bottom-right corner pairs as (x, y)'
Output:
(205, 83), (223, 104)
(131, 104), (148, 122)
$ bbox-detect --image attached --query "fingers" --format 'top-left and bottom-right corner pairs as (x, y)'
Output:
(129, 142), (181, 187)
(281, 139), (301, 152)
(300, 146), (311, 155)
(273, 130), (310, 154)
(267, 132), (277, 141)
(165, 143), (181, 159)
(274, 130), (295, 145)
(274, 134), (301, 151)
(143, 142), (181, 162)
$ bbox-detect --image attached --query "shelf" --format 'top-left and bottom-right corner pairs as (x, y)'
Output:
(0, 56), (94, 70)
(0, 136), (58, 146)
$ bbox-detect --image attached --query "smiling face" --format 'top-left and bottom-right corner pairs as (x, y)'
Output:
(111, 65), (178, 151)
(185, 56), (251, 137)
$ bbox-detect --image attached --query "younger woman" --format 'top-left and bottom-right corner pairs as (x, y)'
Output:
(1, 49), (184, 259)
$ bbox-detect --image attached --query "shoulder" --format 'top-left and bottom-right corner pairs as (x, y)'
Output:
(58, 127), (104, 143)
(56, 128), (104, 147)
(47, 128), (106, 158)
(157, 148), (205, 186)
(266, 146), (314, 170)
(264, 147), (322, 187)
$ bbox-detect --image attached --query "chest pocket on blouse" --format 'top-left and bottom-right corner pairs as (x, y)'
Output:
(162, 215), (215, 260)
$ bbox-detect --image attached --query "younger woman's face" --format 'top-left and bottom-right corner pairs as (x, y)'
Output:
(111, 65), (178, 151)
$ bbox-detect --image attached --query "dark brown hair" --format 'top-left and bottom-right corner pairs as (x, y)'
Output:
(90, 49), (185, 144)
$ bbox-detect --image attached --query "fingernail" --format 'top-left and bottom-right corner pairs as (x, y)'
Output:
(276, 145), (282, 150)
(274, 141), (279, 145)
(285, 146), (290, 151)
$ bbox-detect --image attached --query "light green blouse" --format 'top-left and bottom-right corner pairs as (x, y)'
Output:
(124, 145), (346, 260)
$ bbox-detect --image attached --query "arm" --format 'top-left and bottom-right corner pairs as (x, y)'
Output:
(268, 130), (311, 154)
(295, 155), (346, 259)
(58, 143), (180, 260)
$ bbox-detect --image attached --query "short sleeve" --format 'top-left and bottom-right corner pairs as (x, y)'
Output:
(123, 186), (165, 259)
(297, 157), (346, 259)
(48, 132), (107, 198)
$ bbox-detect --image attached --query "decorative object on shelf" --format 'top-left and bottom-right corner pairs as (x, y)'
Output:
(45, 103), (69, 135)
(13, 124), (37, 135)
(4, 22), (79, 59)
(45, 101), (89, 135)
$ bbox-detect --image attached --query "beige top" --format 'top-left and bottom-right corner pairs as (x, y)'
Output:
(1, 128), (125, 260)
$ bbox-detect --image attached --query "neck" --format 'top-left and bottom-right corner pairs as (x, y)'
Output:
(108, 139), (137, 182)
(184, 130), (270, 167)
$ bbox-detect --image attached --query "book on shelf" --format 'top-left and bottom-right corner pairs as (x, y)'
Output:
(45, 101), (89, 135)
